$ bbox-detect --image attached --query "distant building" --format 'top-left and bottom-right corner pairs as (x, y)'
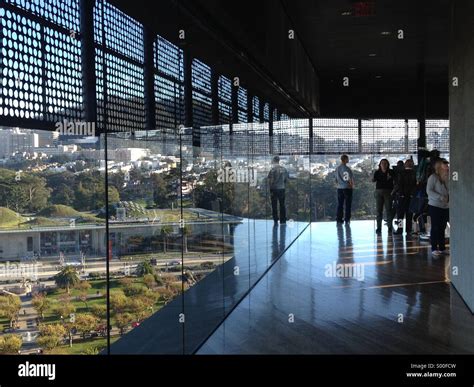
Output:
(0, 128), (39, 158)
(115, 148), (150, 162)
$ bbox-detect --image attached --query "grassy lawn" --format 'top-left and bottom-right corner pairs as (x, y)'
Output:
(39, 276), (171, 355)
(49, 336), (120, 354)
(42, 277), (168, 326)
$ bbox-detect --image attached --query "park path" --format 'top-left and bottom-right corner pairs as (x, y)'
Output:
(18, 295), (40, 353)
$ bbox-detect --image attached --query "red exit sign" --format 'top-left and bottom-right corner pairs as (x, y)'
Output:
(353, 1), (376, 17)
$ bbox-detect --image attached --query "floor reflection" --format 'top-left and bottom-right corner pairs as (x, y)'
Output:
(198, 220), (474, 354)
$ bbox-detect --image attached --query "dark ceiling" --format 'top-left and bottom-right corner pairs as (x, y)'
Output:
(110, 0), (450, 118)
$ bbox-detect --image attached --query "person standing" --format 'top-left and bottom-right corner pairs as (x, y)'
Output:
(268, 156), (289, 225)
(427, 159), (450, 257)
(373, 159), (394, 234)
(335, 154), (354, 224)
(393, 159), (417, 235)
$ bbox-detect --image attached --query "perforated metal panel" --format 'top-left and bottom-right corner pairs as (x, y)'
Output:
(361, 119), (407, 153)
(1, 2), (83, 123)
(218, 75), (231, 124)
(426, 120), (449, 153)
(45, 27), (83, 122)
(237, 87), (248, 123)
(312, 119), (358, 153)
(94, 0), (145, 132)
(408, 119), (418, 153)
(252, 96), (260, 122)
(263, 102), (270, 122)
(155, 76), (184, 130)
(192, 59), (212, 127)
(155, 36), (183, 81)
(6, 0), (80, 31)
(103, 2), (143, 62)
(154, 36), (184, 130)
(273, 119), (309, 155)
(1, 8), (44, 120)
(273, 108), (279, 122)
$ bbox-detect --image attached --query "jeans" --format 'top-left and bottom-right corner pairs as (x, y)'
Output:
(337, 189), (353, 222)
(428, 205), (449, 251)
(375, 189), (393, 230)
(396, 195), (413, 233)
(270, 189), (286, 222)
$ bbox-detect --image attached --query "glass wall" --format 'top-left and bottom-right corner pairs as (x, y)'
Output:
(0, 0), (450, 356)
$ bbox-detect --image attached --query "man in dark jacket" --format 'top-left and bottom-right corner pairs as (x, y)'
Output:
(393, 159), (417, 235)
(268, 156), (289, 225)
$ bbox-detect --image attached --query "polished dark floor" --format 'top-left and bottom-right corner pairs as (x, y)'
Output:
(198, 220), (474, 354)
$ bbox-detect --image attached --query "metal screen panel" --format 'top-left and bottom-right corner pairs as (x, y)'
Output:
(192, 59), (212, 127)
(94, 0), (145, 132)
(155, 36), (183, 81)
(154, 36), (184, 130)
(252, 96), (260, 122)
(5, 0), (80, 31)
(361, 119), (406, 153)
(273, 119), (309, 155)
(408, 119), (418, 153)
(273, 108), (278, 122)
(426, 119), (449, 153)
(263, 102), (269, 122)
(1, 3), (83, 123)
(102, 0), (143, 62)
(218, 75), (231, 124)
(237, 87), (248, 123)
(312, 118), (358, 153)
(155, 75), (184, 130)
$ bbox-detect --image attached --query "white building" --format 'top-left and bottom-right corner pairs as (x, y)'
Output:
(0, 128), (39, 158)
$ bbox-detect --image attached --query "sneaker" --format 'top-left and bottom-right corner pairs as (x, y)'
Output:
(439, 250), (450, 255)
(432, 250), (442, 257)
(375, 228), (381, 235)
(344, 220), (350, 225)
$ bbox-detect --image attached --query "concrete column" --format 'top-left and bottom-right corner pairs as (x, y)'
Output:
(449, 0), (474, 312)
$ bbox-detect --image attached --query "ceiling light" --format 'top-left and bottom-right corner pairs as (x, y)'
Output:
(375, 75), (382, 79)
(369, 53), (377, 57)
(341, 11), (352, 16)
(381, 31), (391, 35)
(349, 67), (356, 70)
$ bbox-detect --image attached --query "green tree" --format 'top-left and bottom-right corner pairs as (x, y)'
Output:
(0, 294), (21, 328)
(90, 304), (107, 322)
(161, 225), (173, 253)
(54, 266), (80, 294)
(0, 334), (22, 354)
(182, 225), (192, 253)
(110, 291), (128, 314)
(75, 281), (92, 309)
(54, 302), (76, 322)
(115, 313), (134, 335)
(31, 293), (51, 320)
(151, 174), (169, 208)
(54, 183), (76, 206)
(143, 274), (155, 289)
(36, 324), (66, 351)
(136, 260), (154, 277)
(74, 313), (99, 340)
